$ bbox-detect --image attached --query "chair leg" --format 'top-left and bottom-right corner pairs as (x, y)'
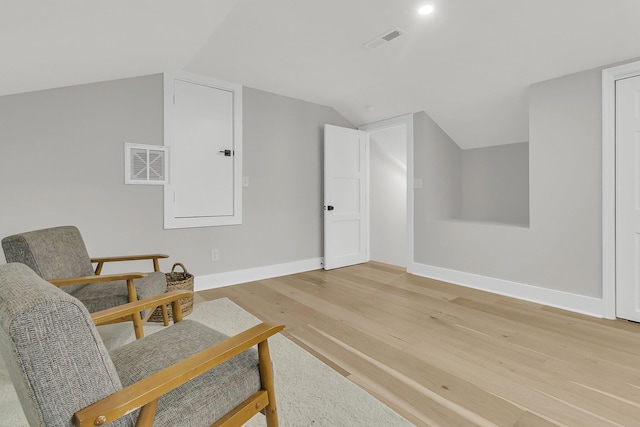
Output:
(135, 398), (158, 427)
(132, 311), (145, 339)
(258, 340), (278, 427)
(126, 278), (145, 339)
(160, 304), (170, 326)
(171, 299), (183, 323)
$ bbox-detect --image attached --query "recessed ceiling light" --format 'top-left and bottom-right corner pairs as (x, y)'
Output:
(418, 5), (434, 15)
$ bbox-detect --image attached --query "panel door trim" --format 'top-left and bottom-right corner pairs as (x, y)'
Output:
(602, 60), (640, 319)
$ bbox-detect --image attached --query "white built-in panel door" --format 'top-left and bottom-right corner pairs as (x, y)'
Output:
(616, 74), (640, 322)
(163, 72), (242, 229)
(323, 125), (369, 270)
(173, 79), (234, 217)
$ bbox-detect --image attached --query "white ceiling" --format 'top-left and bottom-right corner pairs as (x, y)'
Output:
(3, 0), (640, 149)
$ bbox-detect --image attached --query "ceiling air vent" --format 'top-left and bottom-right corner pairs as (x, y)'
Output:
(364, 28), (405, 50)
(125, 143), (168, 185)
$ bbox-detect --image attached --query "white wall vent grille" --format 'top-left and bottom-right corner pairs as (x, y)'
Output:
(363, 28), (405, 50)
(125, 143), (168, 185)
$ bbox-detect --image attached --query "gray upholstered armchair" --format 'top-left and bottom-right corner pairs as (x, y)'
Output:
(2, 225), (169, 338)
(0, 263), (284, 427)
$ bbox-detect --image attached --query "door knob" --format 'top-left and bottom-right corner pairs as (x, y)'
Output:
(326, 206), (334, 211)
(219, 149), (232, 156)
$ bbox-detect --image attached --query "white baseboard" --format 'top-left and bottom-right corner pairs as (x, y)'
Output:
(408, 262), (606, 318)
(194, 258), (323, 291)
(194, 259), (605, 318)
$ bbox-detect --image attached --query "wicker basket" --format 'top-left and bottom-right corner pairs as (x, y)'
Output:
(149, 262), (194, 322)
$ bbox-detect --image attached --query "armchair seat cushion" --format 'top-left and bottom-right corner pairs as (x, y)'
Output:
(72, 271), (167, 313)
(111, 320), (262, 426)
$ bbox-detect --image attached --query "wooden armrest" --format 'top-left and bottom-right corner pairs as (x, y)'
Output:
(91, 254), (169, 274)
(49, 272), (147, 287)
(91, 290), (194, 326)
(73, 322), (286, 427)
(91, 254), (169, 263)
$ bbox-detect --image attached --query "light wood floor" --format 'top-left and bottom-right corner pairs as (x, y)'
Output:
(197, 262), (640, 427)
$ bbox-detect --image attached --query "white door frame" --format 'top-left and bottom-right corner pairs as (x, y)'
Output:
(602, 60), (640, 319)
(358, 114), (414, 270)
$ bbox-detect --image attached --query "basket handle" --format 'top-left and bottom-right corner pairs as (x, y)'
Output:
(171, 262), (188, 275)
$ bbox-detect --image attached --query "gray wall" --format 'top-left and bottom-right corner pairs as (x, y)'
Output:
(413, 67), (603, 298)
(0, 74), (353, 277)
(414, 111), (462, 222)
(0, 64), (613, 299)
(414, 112), (529, 227)
(460, 142), (529, 226)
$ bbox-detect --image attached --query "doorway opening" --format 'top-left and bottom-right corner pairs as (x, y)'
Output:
(360, 114), (413, 269)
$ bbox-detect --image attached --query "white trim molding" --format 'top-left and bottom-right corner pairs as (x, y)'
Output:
(602, 60), (640, 319)
(194, 258), (323, 292)
(411, 262), (606, 318)
(195, 257), (607, 317)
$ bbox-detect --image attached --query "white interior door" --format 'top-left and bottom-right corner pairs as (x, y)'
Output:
(616, 74), (640, 322)
(323, 124), (369, 270)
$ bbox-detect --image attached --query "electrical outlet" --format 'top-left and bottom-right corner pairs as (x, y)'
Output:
(211, 249), (220, 261)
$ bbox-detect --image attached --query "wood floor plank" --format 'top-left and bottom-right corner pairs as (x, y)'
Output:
(513, 411), (561, 427)
(309, 325), (527, 426)
(196, 262), (640, 426)
(408, 333), (633, 426)
(292, 326), (501, 427)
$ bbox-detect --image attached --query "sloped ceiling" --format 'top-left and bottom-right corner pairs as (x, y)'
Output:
(2, 0), (640, 148)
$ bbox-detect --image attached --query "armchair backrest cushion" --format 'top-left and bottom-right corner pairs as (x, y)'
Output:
(2, 226), (95, 294)
(0, 263), (132, 427)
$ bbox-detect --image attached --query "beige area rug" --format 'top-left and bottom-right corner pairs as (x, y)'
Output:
(0, 298), (413, 426)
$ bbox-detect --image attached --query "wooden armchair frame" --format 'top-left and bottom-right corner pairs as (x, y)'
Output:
(91, 254), (168, 275)
(49, 253), (170, 339)
(2, 227), (172, 340)
(74, 291), (284, 427)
